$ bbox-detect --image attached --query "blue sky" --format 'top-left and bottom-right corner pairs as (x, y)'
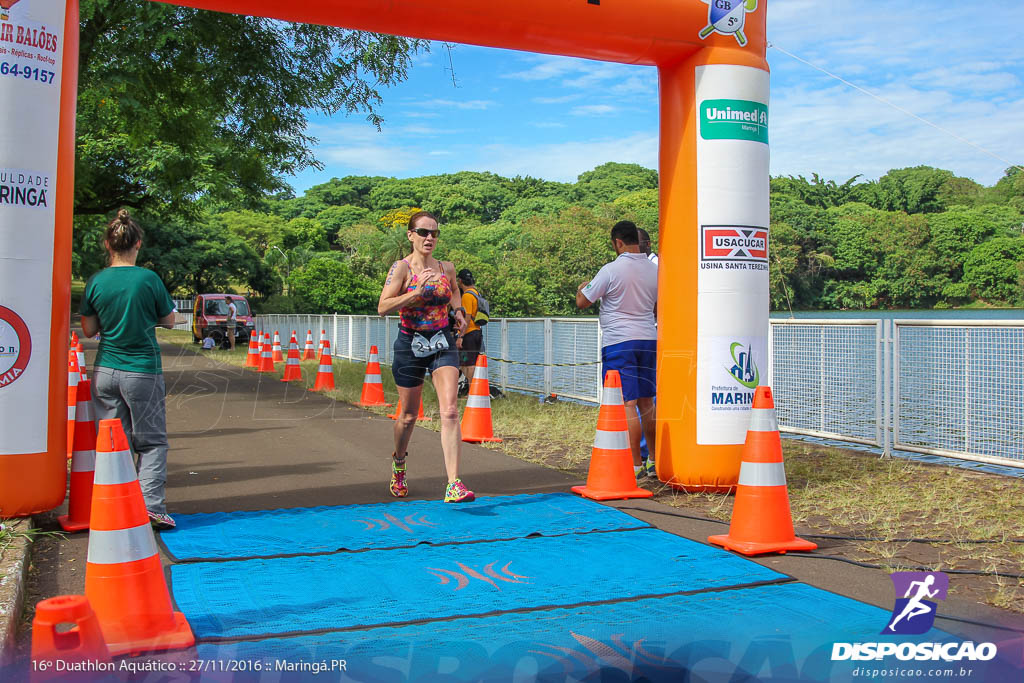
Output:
(288, 1), (1024, 194)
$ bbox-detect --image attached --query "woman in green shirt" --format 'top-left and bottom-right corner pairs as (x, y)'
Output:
(80, 209), (178, 529)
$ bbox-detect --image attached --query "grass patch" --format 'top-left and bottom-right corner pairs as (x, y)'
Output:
(157, 329), (1024, 613)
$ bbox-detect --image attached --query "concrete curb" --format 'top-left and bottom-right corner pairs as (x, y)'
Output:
(0, 518), (32, 667)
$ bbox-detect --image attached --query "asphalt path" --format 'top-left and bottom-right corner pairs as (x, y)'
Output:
(19, 338), (1024, 666)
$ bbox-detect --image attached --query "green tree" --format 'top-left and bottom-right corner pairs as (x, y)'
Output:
(278, 217), (329, 252)
(75, 1), (425, 215)
(573, 162), (658, 206)
(216, 210), (287, 257)
(962, 238), (1024, 304)
(289, 257), (379, 313)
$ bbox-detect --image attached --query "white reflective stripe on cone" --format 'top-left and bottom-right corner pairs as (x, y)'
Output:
(474, 366), (489, 382)
(68, 406), (76, 420)
(319, 364), (332, 373)
(287, 358), (299, 365)
(593, 429), (629, 451)
(363, 374), (382, 384)
(602, 388), (624, 406)
(94, 450), (138, 486)
(738, 460), (787, 487)
(748, 408), (779, 432)
(369, 353), (379, 363)
(87, 523), (158, 565)
(71, 450), (97, 473)
(466, 395), (490, 409)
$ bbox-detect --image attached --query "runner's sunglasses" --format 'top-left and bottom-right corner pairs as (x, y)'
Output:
(413, 227), (440, 238)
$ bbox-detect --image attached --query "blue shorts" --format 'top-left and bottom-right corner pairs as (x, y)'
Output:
(601, 339), (656, 402)
(392, 326), (460, 388)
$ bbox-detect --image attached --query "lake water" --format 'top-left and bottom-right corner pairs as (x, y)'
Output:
(771, 308), (1023, 321)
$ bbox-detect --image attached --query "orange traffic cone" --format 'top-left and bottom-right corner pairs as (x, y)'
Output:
(272, 331), (284, 362)
(358, 345), (392, 407)
(281, 334), (303, 382)
(244, 331), (261, 367)
(388, 396), (428, 421)
(318, 329), (327, 352)
(708, 386), (817, 556)
(70, 330), (79, 346)
(31, 595), (111, 676)
(461, 355), (502, 443)
(67, 350), (79, 459)
(76, 341), (88, 382)
(312, 340), (335, 391)
(258, 336), (275, 373)
(84, 419), (194, 656)
(302, 330), (317, 360)
(58, 379), (97, 532)
(572, 370), (652, 501)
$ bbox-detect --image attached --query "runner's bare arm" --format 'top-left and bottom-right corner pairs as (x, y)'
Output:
(81, 315), (99, 338)
(378, 260), (421, 316)
(444, 262), (468, 334)
(576, 281), (594, 310)
(157, 311), (178, 329)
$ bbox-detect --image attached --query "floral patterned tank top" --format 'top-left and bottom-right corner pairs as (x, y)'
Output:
(399, 259), (453, 332)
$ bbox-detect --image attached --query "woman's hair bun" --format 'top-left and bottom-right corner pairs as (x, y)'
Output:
(117, 208), (132, 224)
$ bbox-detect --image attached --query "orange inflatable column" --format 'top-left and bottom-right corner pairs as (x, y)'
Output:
(656, 42), (770, 492)
(0, 1), (79, 517)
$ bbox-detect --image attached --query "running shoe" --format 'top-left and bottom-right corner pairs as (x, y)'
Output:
(444, 478), (475, 503)
(635, 466), (648, 483)
(148, 512), (176, 530)
(390, 455), (408, 498)
(644, 458), (657, 480)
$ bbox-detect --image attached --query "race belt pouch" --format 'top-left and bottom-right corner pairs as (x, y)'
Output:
(410, 330), (449, 358)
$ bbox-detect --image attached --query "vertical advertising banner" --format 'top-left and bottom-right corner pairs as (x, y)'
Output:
(0, 0), (67, 455)
(694, 64), (770, 445)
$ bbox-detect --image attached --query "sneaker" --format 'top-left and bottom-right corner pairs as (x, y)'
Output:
(644, 459), (657, 479)
(390, 455), (408, 498)
(148, 512), (176, 530)
(444, 478), (475, 503)
(635, 466), (648, 483)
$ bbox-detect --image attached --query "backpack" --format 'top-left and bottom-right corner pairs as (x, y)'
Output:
(466, 288), (490, 326)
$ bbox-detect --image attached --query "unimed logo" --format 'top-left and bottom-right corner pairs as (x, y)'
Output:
(700, 98), (768, 143)
(831, 572), (997, 664)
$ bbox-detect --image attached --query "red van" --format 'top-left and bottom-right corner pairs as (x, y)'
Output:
(192, 294), (254, 345)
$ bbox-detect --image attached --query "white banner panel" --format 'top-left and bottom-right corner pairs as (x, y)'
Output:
(0, 0), (67, 454)
(694, 63), (770, 445)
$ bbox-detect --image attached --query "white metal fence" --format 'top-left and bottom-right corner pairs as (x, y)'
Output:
(255, 314), (1024, 469)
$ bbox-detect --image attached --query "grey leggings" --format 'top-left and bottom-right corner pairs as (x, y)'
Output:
(91, 367), (169, 515)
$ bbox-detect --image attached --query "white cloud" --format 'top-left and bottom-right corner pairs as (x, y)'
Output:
(426, 99), (495, 110)
(465, 133), (658, 183)
(319, 144), (417, 175)
(571, 104), (617, 117)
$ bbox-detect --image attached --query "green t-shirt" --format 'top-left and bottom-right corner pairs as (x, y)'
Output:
(80, 266), (175, 374)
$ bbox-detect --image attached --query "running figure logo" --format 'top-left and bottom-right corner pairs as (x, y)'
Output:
(884, 571), (948, 635)
(699, 0), (758, 47)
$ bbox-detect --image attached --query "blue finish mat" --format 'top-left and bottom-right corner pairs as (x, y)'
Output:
(170, 528), (786, 640)
(195, 583), (985, 683)
(159, 493), (651, 561)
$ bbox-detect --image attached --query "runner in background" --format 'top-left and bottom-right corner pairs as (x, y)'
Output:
(576, 221), (658, 481)
(79, 209), (179, 529)
(455, 269), (483, 397)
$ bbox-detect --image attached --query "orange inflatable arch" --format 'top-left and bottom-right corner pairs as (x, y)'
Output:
(0, 0), (770, 516)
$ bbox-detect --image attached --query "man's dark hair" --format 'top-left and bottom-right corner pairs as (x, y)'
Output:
(610, 220), (639, 245)
(637, 228), (652, 254)
(457, 268), (475, 286)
